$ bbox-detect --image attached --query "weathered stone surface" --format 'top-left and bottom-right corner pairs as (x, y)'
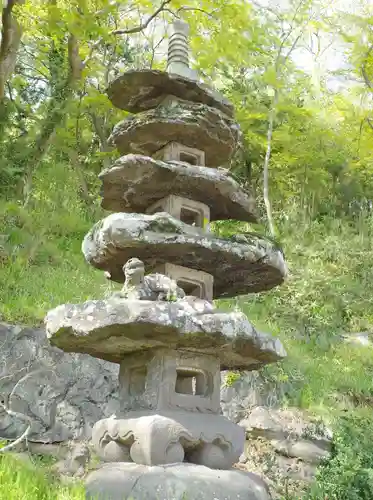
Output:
(271, 438), (330, 464)
(113, 257), (185, 302)
(82, 212), (287, 297)
(220, 370), (286, 423)
(92, 411), (244, 469)
(239, 407), (333, 447)
(117, 349), (222, 414)
(238, 407), (332, 487)
(45, 298), (286, 368)
(53, 441), (91, 478)
(0, 322), (119, 443)
(107, 69), (234, 117)
(99, 154), (257, 221)
(275, 455), (317, 482)
(108, 99), (241, 168)
(85, 462), (271, 500)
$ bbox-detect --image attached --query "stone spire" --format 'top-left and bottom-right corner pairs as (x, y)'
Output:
(167, 20), (198, 81)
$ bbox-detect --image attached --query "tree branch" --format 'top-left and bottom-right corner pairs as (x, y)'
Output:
(112, 0), (172, 35)
(263, 89), (278, 238)
(361, 44), (373, 90)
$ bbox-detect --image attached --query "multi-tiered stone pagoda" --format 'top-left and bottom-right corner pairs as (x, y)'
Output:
(45, 20), (287, 500)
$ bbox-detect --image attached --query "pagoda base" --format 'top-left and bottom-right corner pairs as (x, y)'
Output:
(85, 462), (270, 500)
(91, 411), (244, 469)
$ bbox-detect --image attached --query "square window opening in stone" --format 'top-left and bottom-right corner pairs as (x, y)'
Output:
(175, 369), (210, 396)
(177, 279), (205, 299)
(179, 151), (199, 165)
(180, 206), (203, 227)
(129, 366), (147, 396)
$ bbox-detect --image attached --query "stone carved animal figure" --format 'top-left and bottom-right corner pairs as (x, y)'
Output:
(112, 257), (185, 302)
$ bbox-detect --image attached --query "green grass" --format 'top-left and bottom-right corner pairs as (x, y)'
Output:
(0, 453), (85, 500)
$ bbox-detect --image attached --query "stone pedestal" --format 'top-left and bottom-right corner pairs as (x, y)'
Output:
(85, 463), (270, 500)
(91, 349), (244, 469)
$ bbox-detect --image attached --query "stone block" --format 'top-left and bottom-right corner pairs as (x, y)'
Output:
(153, 141), (205, 166)
(118, 350), (220, 413)
(146, 194), (210, 229)
(153, 262), (214, 301)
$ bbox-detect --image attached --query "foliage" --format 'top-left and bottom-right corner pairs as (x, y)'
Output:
(306, 413), (373, 500)
(0, 453), (85, 500)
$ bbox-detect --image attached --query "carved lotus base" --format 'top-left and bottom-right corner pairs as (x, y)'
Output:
(91, 410), (244, 469)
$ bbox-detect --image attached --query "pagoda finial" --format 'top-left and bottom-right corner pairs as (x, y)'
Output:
(167, 20), (198, 81)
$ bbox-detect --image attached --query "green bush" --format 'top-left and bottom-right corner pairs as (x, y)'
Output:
(306, 413), (373, 500)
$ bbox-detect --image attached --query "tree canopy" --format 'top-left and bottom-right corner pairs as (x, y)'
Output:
(0, 0), (371, 223)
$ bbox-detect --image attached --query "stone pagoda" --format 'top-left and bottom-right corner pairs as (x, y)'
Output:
(45, 20), (287, 500)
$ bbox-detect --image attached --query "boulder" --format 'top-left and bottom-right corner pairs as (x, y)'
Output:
(107, 69), (234, 116)
(82, 212), (287, 297)
(108, 99), (241, 167)
(45, 298), (286, 369)
(238, 407), (332, 482)
(0, 322), (119, 443)
(239, 407), (332, 448)
(99, 154), (257, 222)
(85, 462), (271, 500)
(221, 371), (285, 423)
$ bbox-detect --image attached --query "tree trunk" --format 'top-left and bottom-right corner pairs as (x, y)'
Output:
(22, 34), (82, 206)
(90, 112), (113, 170)
(263, 89), (278, 238)
(0, 0), (23, 101)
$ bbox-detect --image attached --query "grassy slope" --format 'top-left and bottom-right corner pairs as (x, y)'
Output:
(1, 167), (373, 498)
(0, 453), (85, 500)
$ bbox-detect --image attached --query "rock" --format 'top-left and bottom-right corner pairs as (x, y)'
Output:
(235, 407), (332, 497)
(239, 407), (333, 447)
(107, 69), (234, 117)
(221, 371), (285, 424)
(45, 298), (286, 369)
(271, 438), (330, 464)
(0, 322), (119, 443)
(341, 331), (373, 347)
(85, 462), (271, 500)
(24, 442), (70, 459)
(82, 212), (287, 297)
(53, 440), (91, 478)
(240, 407), (284, 439)
(108, 99), (241, 168)
(99, 154), (257, 221)
(275, 455), (317, 482)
